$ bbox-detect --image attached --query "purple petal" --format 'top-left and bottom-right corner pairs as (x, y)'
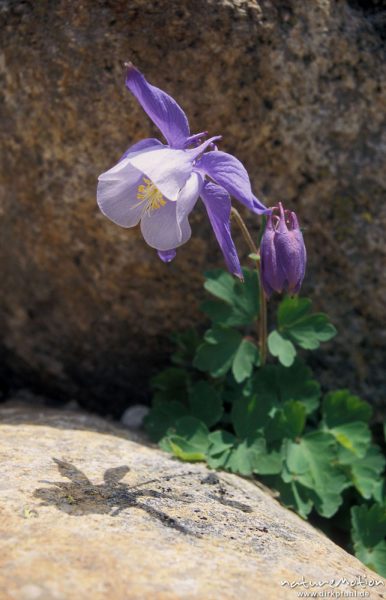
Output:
(196, 151), (268, 215)
(97, 159), (144, 227)
(125, 63), (190, 149)
(183, 131), (208, 148)
(200, 182), (243, 279)
(128, 147), (193, 201)
(119, 138), (164, 162)
(140, 200), (191, 251)
(275, 228), (306, 294)
(274, 203), (306, 293)
(252, 194), (271, 215)
(260, 215), (286, 296)
(158, 249), (177, 263)
(187, 136), (222, 162)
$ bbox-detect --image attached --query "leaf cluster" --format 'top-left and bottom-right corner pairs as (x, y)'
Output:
(144, 268), (385, 576)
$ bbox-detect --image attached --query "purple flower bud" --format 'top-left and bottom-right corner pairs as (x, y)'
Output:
(260, 203), (306, 297)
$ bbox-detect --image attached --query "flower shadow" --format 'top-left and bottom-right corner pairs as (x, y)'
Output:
(34, 458), (197, 536)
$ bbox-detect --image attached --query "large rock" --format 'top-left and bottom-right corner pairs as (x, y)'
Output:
(1, 403), (384, 600)
(0, 1), (385, 414)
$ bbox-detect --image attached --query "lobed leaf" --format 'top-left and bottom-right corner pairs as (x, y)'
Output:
(277, 296), (337, 350)
(231, 393), (271, 438)
(202, 268), (259, 326)
(232, 338), (259, 382)
(194, 326), (258, 383)
(170, 329), (202, 367)
(150, 367), (189, 404)
(188, 381), (223, 427)
(265, 400), (306, 442)
(246, 361), (320, 416)
(270, 476), (313, 519)
(323, 390), (372, 427)
(343, 445), (386, 500)
(144, 398), (187, 442)
(351, 504), (386, 576)
(329, 422), (371, 459)
(164, 416), (210, 461)
(226, 436), (267, 476)
(268, 330), (296, 367)
(284, 431), (348, 517)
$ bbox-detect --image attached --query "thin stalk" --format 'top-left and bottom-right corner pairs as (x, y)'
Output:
(230, 207), (268, 365)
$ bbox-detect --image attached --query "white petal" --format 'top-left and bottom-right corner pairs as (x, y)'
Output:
(97, 160), (144, 227)
(140, 201), (191, 251)
(176, 171), (203, 241)
(120, 138), (164, 162)
(128, 147), (193, 201)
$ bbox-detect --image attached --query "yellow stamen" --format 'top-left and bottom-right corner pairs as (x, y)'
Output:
(136, 177), (166, 213)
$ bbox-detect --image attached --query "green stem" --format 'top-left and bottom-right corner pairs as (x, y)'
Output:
(230, 207), (268, 366)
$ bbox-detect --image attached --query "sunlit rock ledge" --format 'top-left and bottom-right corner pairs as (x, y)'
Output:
(0, 402), (384, 600)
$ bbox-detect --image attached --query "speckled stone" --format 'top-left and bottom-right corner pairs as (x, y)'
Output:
(0, 403), (385, 600)
(0, 1), (385, 415)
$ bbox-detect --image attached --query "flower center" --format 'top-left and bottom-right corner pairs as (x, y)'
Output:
(136, 177), (166, 213)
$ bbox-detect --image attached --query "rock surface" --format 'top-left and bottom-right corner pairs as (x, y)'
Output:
(1, 403), (385, 600)
(0, 1), (385, 414)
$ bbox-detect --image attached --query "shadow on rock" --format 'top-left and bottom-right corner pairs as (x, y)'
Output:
(34, 458), (197, 536)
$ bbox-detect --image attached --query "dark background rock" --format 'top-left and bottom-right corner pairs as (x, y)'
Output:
(0, 0), (385, 417)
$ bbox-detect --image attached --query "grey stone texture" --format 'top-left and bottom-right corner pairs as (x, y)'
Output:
(1, 402), (384, 599)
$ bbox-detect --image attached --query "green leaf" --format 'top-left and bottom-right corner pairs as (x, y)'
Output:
(231, 393), (272, 438)
(208, 430), (236, 454)
(345, 445), (386, 500)
(284, 431), (348, 517)
(329, 422), (371, 459)
(275, 361), (321, 414)
(232, 338), (259, 383)
(188, 381), (223, 427)
(206, 430), (236, 469)
(226, 436), (267, 476)
(194, 326), (258, 383)
(270, 476), (313, 518)
(268, 330), (296, 367)
(351, 504), (386, 576)
(168, 439), (207, 462)
(323, 390), (372, 426)
(200, 300), (235, 326)
(277, 296), (337, 350)
(322, 391), (373, 459)
(247, 361), (320, 416)
(202, 268), (259, 326)
(170, 329), (201, 367)
(278, 296), (313, 324)
(194, 327), (242, 378)
(206, 450), (233, 469)
(165, 417), (210, 462)
(265, 400), (306, 442)
(253, 449), (283, 475)
(373, 479), (386, 505)
(144, 399), (187, 442)
(150, 367), (189, 404)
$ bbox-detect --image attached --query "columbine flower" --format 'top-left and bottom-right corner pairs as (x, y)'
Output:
(260, 202), (306, 297)
(97, 63), (267, 278)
